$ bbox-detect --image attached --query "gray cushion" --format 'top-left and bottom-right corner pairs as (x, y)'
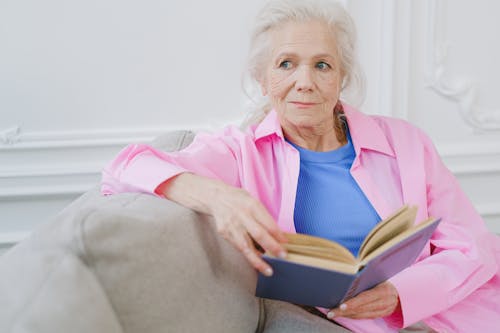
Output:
(0, 189), (260, 333)
(0, 130), (260, 333)
(151, 130), (196, 152)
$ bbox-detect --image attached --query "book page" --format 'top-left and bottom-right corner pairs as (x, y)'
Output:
(284, 233), (356, 264)
(284, 243), (356, 264)
(284, 253), (359, 274)
(359, 216), (438, 265)
(358, 205), (418, 260)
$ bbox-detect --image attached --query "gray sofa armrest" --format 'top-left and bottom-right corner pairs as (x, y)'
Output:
(0, 130), (261, 332)
(0, 188), (259, 333)
(151, 130), (196, 151)
(0, 189), (124, 333)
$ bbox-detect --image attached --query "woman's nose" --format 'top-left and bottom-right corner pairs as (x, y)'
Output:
(294, 65), (315, 92)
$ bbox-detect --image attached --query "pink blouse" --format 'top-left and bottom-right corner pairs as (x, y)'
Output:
(102, 105), (500, 333)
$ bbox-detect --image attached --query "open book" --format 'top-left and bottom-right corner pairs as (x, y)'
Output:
(255, 205), (441, 308)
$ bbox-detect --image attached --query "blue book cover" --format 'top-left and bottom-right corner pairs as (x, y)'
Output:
(255, 211), (441, 308)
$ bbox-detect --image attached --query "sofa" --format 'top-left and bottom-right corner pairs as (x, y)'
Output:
(0, 130), (348, 333)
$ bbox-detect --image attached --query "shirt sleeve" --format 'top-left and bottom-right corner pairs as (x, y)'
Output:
(101, 128), (242, 196)
(385, 130), (499, 328)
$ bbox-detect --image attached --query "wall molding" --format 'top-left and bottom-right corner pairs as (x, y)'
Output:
(0, 126), (176, 200)
(0, 184), (91, 199)
(0, 125), (204, 150)
(0, 126), (21, 144)
(0, 117), (245, 150)
(0, 166), (100, 199)
(377, 0), (395, 117)
(438, 141), (500, 175)
(425, 0), (500, 131)
(0, 123), (238, 201)
(377, 0), (412, 119)
(448, 162), (500, 176)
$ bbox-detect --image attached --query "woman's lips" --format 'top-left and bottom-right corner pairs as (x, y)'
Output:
(289, 101), (317, 108)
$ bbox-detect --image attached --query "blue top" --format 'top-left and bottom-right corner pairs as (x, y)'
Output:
(289, 132), (381, 256)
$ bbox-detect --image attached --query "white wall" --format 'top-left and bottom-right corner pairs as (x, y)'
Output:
(1, 0), (499, 251)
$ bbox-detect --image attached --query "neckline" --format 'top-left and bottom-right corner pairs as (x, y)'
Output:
(287, 131), (354, 163)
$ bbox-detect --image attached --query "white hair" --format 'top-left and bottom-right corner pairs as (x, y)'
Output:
(242, 0), (365, 127)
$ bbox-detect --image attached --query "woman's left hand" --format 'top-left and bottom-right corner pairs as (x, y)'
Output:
(327, 281), (400, 320)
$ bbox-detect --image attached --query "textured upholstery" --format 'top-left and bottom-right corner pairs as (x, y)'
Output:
(0, 130), (350, 333)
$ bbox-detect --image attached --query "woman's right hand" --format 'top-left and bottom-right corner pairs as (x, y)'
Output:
(157, 173), (288, 276)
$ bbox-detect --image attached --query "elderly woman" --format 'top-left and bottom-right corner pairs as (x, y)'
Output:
(102, 0), (500, 332)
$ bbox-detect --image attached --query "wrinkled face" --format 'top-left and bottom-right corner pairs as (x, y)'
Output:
(261, 20), (343, 133)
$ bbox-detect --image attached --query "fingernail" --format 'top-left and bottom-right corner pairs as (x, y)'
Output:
(264, 268), (273, 276)
(340, 303), (347, 311)
(278, 251), (287, 259)
(327, 311), (335, 319)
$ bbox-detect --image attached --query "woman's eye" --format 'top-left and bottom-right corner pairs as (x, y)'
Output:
(316, 62), (331, 70)
(279, 60), (292, 69)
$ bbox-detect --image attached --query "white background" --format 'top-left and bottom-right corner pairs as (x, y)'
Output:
(1, 0), (499, 251)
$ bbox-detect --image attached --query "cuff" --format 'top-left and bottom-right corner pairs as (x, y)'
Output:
(121, 154), (188, 196)
(388, 267), (446, 327)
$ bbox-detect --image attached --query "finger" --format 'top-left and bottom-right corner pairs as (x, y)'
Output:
(343, 299), (394, 318)
(243, 215), (287, 259)
(332, 283), (398, 316)
(330, 293), (398, 319)
(250, 201), (288, 243)
(341, 297), (398, 319)
(341, 282), (393, 310)
(228, 226), (273, 276)
(329, 304), (385, 320)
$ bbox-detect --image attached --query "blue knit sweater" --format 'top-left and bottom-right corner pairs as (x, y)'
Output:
(289, 132), (381, 256)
